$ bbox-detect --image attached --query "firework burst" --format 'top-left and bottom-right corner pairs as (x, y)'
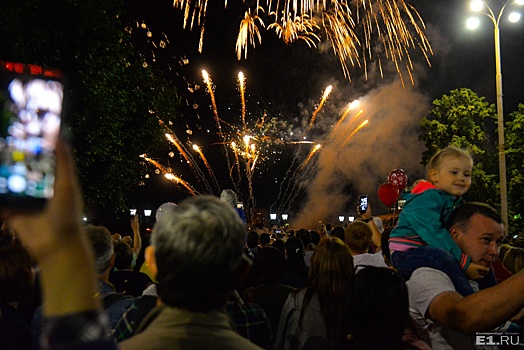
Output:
(169, 0), (432, 83)
(142, 72), (371, 224)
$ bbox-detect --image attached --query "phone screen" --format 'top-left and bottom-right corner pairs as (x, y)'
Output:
(358, 195), (368, 213)
(0, 62), (63, 210)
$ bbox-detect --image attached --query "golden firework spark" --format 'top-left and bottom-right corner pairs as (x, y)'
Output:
(193, 144), (220, 190)
(140, 154), (199, 195)
(303, 85), (332, 137)
(338, 119), (369, 151)
(238, 72), (247, 131)
(268, 13), (320, 46)
(236, 9), (265, 60)
(170, 0), (431, 83)
(301, 143), (322, 168)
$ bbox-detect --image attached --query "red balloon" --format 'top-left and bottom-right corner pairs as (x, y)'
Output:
(378, 183), (400, 207)
(387, 168), (408, 191)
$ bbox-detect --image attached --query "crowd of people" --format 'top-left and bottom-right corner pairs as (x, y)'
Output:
(2, 142), (524, 350)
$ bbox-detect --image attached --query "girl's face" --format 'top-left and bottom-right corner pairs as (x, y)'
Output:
(429, 155), (472, 196)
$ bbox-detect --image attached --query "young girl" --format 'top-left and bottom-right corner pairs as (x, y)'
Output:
(388, 146), (489, 296)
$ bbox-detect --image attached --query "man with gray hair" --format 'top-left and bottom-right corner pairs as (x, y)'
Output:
(120, 195), (262, 350)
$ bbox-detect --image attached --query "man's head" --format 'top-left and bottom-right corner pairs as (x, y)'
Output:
(146, 195), (246, 312)
(84, 225), (114, 275)
(345, 221), (372, 255)
(447, 202), (505, 268)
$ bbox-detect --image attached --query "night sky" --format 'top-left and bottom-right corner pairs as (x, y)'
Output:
(126, 0), (524, 228)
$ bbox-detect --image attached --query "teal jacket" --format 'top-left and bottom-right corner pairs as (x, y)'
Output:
(389, 180), (471, 271)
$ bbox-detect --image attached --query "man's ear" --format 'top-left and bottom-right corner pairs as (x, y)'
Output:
(449, 226), (461, 243)
(145, 245), (158, 280)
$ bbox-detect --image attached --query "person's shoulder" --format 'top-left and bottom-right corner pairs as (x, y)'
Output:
(409, 267), (451, 282)
(406, 267), (456, 300)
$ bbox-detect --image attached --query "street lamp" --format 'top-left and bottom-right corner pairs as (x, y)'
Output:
(144, 209), (152, 217)
(339, 215), (345, 223)
(348, 216), (355, 223)
(467, 0), (524, 233)
(281, 213), (288, 221)
(270, 213), (277, 221)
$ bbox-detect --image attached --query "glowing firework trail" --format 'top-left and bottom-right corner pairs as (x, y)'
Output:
(330, 100), (359, 137)
(298, 143), (321, 171)
(328, 109), (364, 147)
(165, 133), (212, 193)
(164, 173), (199, 196)
(230, 142), (243, 188)
(274, 85), (332, 212)
(193, 144), (220, 191)
(140, 154), (199, 195)
(303, 85), (332, 137)
(202, 70), (223, 138)
(238, 72), (247, 131)
(202, 70), (235, 188)
(338, 119), (369, 151)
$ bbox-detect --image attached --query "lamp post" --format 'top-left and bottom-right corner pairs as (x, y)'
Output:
(339, 216), (345, 224)
(348, 216), (355, 223)
(467, 0), (524, 234)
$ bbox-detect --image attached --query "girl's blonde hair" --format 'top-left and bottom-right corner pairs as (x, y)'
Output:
(427, 146), (473, 178)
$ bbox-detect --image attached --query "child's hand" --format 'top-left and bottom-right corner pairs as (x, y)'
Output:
(465, 262), (489, 280)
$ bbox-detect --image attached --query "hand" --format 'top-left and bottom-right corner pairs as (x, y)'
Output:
(465, 262), (490, 281)
(356, 203), (372, 220)
(131, 213), (139, 232)
(2, 140), (99, 316)
(3, 140), (83, 262)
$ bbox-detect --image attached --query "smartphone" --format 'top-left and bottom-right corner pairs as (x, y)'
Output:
(237, 202), (243, 209)
(0, 62), (64, 210)
(358, 195), (368, 214)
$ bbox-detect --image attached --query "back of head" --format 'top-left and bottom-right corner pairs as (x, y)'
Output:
(305, 236), (354, 344)
(83, 225), (114, 275)
(446, 202), (502, 231)
(259, 232), (270, 246)
(330, 226), (345, 241)
(309, 236), (354, 295)
(346, 266), (408, 350)
(503, 247), (524, 274)
(285, 236), (304, 262)
(296, 228), (311, 247)
(271, 239), (285, 254)
(254, 246), (286, 283)
(310, 230), (320, 245)
(0, 229), (33, 303)
(246, 230), (259, 249)
(113, 242), (133, 270)
(344, 221), (372, 254)
(152, 195), (245, 312)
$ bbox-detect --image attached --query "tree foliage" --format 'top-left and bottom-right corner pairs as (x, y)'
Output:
(419, 88), (499, 208)
(0, 0), (180, 219)
(506, 104), (524, 231)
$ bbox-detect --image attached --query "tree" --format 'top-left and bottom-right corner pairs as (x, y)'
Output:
(505, 104), (524, 233)
(418, 88), (499, 208)
(0, 0), (181, 223)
